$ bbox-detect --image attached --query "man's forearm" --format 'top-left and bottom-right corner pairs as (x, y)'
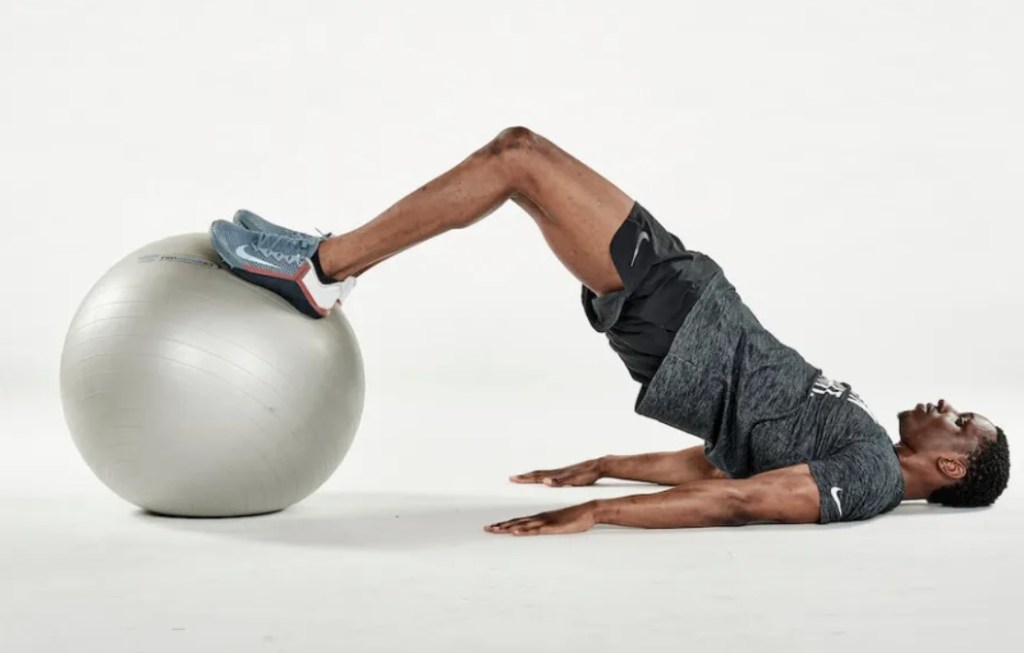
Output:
(599, 446), (722, 486)
(592, 481), (747, 528)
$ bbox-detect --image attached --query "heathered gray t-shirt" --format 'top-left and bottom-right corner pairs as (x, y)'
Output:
(635, 266), (905, 524)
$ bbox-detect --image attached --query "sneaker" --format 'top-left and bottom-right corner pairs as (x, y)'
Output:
(232, 209), (329, 245)
(209, 220), (356, 318)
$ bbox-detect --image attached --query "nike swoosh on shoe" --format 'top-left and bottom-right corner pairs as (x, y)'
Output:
(235, 245), (281, 270)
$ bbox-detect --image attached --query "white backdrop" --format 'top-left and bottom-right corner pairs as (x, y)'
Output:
(4, 0), (1023, 396)
(3, 2), (1024, 651)
(2, 0), (1022, 481)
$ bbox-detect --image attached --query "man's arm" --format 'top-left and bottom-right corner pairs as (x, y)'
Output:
(511, 445), (725, 487)
(595, 464), (820, 528)
(602, 446), (729, 485)
(487, 464), (820, 535)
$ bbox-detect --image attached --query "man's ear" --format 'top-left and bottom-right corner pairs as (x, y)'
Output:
(937, 456), (968, 481)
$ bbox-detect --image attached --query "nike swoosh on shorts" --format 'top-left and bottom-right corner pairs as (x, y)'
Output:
(631, 231), (650, 267)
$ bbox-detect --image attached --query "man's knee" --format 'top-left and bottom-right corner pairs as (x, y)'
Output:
(487, 126), (541, 156)
(480, 126), (550, 195)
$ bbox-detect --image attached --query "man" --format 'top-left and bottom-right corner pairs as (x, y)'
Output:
(209, 126), (1010, 535)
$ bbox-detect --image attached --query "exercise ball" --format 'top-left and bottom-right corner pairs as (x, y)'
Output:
(59, 233), (364, 517)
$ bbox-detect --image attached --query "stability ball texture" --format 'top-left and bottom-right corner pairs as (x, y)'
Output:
(60, 233), (365, 517)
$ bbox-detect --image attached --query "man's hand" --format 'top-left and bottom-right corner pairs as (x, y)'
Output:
(485, 502), (598, 536)
(509, 459), (604, 487)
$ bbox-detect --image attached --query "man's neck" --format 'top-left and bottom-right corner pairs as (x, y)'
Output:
(896, 444), (936, 500)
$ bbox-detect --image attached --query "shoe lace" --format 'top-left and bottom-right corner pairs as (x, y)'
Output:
(291, 228), (331, 249)
(254, 231), (316, 267)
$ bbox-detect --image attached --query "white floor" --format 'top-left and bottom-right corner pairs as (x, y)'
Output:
(2, 383), (1021, 653)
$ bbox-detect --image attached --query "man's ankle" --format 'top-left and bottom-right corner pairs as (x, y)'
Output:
(310, 247), (336, 284)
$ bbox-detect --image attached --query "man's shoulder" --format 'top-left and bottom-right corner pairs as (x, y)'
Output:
(807, 434), (905, 523)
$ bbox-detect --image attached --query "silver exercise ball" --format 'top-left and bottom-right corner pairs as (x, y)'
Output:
(59, 233), (364, 517)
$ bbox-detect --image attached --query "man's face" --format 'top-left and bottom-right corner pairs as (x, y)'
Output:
(897, 399), (996, 457)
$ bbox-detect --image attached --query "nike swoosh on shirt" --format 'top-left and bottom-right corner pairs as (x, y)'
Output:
(630, 231), (650, 267)
(830, 486), (843, 518)
(235, 245), (280, 270)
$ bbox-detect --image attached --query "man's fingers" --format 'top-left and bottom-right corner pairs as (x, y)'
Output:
(486, 515), (589, 536)
(548, 473), (587, 486)
(485, 513), (551, 533)
(510, 464), (591, 485)
(525, 521), (581, 535)
(511, 519), (545, 535)
(485, 505), (593, 536)
(509, 469), (556, 483)
(486, 514), (540, 530)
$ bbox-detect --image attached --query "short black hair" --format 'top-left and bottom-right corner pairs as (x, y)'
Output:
(928, 426), (1010, 507)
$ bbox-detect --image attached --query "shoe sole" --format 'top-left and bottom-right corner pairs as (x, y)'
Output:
(233, 259), (340, 318)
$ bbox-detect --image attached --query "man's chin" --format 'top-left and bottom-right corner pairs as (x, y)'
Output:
(895, 411), (909, 438)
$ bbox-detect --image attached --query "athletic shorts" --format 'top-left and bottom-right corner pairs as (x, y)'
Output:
(582, 202), (722, 393)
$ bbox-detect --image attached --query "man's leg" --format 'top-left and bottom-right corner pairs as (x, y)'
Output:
(318, 126), (635, 296)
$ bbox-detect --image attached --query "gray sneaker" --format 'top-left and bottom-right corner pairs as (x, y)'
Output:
(209, 220), (355, 318)
(232, 209), (329, 245)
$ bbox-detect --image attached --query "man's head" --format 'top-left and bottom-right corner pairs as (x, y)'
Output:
(897, 399), (1009, 507)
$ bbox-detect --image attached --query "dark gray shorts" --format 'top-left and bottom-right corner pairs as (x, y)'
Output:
(582, 202), (722, 389)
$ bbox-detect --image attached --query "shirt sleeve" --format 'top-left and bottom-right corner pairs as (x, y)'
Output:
(807, 441), (904, 524)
